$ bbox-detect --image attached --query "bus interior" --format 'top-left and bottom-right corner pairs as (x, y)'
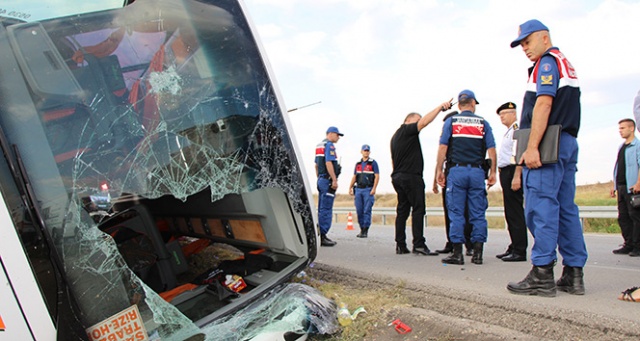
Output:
(0, 0), (318, 339)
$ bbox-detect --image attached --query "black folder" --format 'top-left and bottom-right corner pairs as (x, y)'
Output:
(512, 124), (561, 164)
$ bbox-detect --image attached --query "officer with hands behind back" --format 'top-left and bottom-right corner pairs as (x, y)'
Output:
(316, 126), (343, 247)
(349, 144), (380, 238)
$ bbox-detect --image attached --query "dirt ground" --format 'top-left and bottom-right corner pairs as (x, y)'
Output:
(305, 263), (640, 341)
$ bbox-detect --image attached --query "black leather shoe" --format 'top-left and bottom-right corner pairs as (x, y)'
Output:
(507, 263), (556, 297)
(465, 248), (473, 256)
(320, 234), (336, 247)
(471, 242), (483, 265)
(436, 242), (453, 254)
(630, 249), (640, 257)
(502, 253), (527, 262)
(556, 266), (585, 295)
(321, 239), (336, 247)
(413, 246), (438, 256)
(613, 246), (632, 254)
(496, 250), (512, 259)
(356, 228), (369, 238)
(441, 243), (464, 265)
(396, 245), (410, 254)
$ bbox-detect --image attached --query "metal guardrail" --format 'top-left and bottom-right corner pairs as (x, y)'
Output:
(332, 206), (618, 225)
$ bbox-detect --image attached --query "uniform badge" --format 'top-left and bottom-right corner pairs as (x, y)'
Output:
(541, 75), (553, 85)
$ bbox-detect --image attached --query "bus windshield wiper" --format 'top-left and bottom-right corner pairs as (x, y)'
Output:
(0, 124), (88, 337)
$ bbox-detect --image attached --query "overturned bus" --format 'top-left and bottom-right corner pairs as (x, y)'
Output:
(0, 0), (320, 339)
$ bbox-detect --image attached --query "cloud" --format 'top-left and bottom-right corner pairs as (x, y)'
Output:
(254, 23), (283, 39)
(576, 123), (618, 185)
(244, 0), (640, 193)
(335, 13), (379, 64)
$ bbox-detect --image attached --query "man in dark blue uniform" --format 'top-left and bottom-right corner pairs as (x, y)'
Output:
(433, 111), (474, 256)
(348, 144), (380, 238)
(315, 126), (343, 247)
(391, 99), (453, 256)
(507, 19), (588, 297)
(436, 90), (497, 265)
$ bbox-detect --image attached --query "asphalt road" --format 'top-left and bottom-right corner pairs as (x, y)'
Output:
(315, 223), (640, 327)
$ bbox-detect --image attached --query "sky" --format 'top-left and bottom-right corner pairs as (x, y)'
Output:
(242, 0), (640, 194)
(9, 0), (637, 194)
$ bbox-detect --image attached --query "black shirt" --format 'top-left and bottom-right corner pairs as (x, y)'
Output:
(617, 143), (629, 186)
(390, 123), (423, 176)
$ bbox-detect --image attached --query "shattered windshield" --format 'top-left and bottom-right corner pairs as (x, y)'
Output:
(0, 0), (315, 339)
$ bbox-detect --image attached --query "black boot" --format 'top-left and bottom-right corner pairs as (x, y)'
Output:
(436, 242), (453, 254)
(507, 262), (556, 297)
(441, 243), (464, 265)
(465, 241), (473, 256)
(556, 266), (585, 295)
(320, 234), (336, 247)
(357, 228), (368, 238)
(396, 244), (410, 254)
(471, 242), (483, 265)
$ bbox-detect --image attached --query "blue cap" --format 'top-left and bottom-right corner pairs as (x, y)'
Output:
(458, 89), (479, 104)
(326, 126), (344, 136)
(510, 19), (549, 48)
(361, 144), (370, 151)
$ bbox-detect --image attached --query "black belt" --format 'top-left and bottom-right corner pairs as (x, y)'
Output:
(452, 163), (482, 168)
(356, 185), (372, 188)
(319, 174), (331, 179)
(499, 165), (516, 170)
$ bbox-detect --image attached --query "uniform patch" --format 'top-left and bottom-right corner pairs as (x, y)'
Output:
(452, 117), (484, 139)
(541, 63), (552, 72)
(541, 75), (553, 85)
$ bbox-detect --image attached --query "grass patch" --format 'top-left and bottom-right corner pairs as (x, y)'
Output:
(295, 268), (491, 341)
(294, 273), (410, 341)
(583, 218), (620, 234)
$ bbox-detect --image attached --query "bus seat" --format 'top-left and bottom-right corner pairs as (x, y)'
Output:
(99, 205), (178, 292)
